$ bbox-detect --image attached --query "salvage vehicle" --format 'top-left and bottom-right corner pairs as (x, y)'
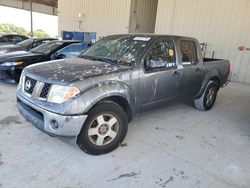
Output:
(0, 34), (29, 46)
(0, 38), (57, 55)
(0, 40), (90, 82)
(17, 34), (230, 155)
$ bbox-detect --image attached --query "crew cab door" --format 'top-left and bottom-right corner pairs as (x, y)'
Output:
(179, 40), (204, 96)
(139, 38), (181, 106)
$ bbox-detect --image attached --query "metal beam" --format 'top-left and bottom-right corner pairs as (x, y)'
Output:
(0, 0), (58, 15)
(30, 0), (33, 37)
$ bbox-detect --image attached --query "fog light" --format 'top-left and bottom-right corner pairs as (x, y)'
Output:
(50, 120), (59, 130)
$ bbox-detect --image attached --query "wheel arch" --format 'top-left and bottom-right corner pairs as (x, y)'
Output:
(196, 70), (221, 98)
(94, 96), (133, 122)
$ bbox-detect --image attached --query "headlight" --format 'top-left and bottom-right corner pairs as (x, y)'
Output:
(47, 85), (80, 104)
(0, 61), (23, 66)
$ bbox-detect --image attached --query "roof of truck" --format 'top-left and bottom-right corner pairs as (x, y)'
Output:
(106, 33), (197, 40)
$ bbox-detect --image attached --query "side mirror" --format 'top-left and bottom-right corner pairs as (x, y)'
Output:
(54, 53), (66, 59)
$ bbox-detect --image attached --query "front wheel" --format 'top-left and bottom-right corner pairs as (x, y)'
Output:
(194, 81), (218, 111)
(77, 101), (128, 155)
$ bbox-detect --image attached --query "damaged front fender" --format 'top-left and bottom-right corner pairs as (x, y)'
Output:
(63, 80), (136, 115)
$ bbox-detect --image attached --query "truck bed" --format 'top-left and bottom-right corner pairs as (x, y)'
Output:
(203, 58), (230, 86)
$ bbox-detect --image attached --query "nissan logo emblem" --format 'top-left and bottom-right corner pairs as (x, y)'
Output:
(25, 80), (32, 91)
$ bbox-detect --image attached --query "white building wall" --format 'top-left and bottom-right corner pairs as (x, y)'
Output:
(129, 0), (158, 33)
(155, 0), (250, 84)
(58, 0), (132, 39)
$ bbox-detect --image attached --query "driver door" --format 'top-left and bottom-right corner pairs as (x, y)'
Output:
(139, 38), (181, 107)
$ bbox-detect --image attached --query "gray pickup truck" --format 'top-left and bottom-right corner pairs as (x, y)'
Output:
(17, 34), (230, 155)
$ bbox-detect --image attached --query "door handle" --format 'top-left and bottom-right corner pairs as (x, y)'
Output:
(172, 70), (181, 76)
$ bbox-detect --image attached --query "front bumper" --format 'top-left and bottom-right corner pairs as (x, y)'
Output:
(17, 93), (88, 137)
(0, 66), (16, 83)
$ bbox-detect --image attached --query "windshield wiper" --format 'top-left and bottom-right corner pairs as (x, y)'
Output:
(82, 55), (119, 66)
(30, 50), (46, 55)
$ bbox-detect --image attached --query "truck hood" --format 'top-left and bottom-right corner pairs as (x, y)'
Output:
(25, 58), (131, 85)
(0, 51), (43, 63)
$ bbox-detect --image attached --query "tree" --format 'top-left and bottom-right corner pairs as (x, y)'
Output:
(0, 23), (27, 35)
(32, 29), (50, 38)
(0, 23), (51, 38)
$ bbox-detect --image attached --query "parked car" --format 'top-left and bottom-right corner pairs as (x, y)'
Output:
(0, 34), (29, 46)
(17, 34), (230, 155)
(0, 40), (91, 82)
(0, 38), (57, 55)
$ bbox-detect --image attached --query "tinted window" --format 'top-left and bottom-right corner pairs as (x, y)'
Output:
(21, 36), (28, 40)
(15, 36), (23, 43)
(180, 41), (198, 66)
(33, 40), (43, 48)
(54, 43), (88, 58)
(148, 40), (176, 69)
(30, 41), (63, 55)
(17, 39), (33, 48)
(33, 39), (53, 48)
(0, 36), (12, 42)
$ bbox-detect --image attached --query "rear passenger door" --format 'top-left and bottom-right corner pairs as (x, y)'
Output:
(179, 40), (204, 96)
(140, 38), (181, 106)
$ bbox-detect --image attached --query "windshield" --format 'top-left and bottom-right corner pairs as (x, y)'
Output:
(81, 36), (151, 66)
(17, 39), (33, 48)
(30, 41), (63, 55)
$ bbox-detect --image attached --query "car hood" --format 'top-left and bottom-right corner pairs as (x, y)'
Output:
(0, 45), (25, 55)
(25, 58), (131, 86)
(0, 44), (23, 50)
(0, 51), (43, 63)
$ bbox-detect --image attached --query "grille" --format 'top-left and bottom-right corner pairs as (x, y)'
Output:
(24, 76), (37, 94)
(39, 83), (52, 99)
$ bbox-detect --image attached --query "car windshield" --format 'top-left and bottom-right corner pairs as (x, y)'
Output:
(81, 36), (151, 66)
(17, 39), (33, 48)
(30, 41), (63, 55)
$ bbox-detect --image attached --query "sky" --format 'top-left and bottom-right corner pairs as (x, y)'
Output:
(0, 6), (58, 37)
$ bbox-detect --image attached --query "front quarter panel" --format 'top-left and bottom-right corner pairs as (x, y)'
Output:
(63, 80), (136, 115)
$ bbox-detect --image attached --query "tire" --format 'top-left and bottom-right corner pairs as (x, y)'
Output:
(11, 70), (21, 83)
(194, 81), (218, 111)
(77, 101), (128, 155)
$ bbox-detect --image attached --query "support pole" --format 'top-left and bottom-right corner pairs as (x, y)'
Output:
(30, 0), (33, 38)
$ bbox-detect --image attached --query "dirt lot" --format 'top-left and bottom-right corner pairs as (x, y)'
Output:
(0, 82), (250, 188)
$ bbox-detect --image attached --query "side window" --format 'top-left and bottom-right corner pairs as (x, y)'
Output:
(0, 37), (7, 42)
(33, 40), (51, 48)
(52, 43), (88, 59)
(7, 35), (14, 43)
(180, 41), (198, 66)
(0, 36), (11, 43)
(15, 36), (23, 43)
(33, 40), (43, 48)
(147, 40), (176, 70)
(21, 36), (28, 41)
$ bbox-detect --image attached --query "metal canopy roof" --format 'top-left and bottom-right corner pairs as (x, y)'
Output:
(23, 0), (57, 8)
(0, 0), (58, 15)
